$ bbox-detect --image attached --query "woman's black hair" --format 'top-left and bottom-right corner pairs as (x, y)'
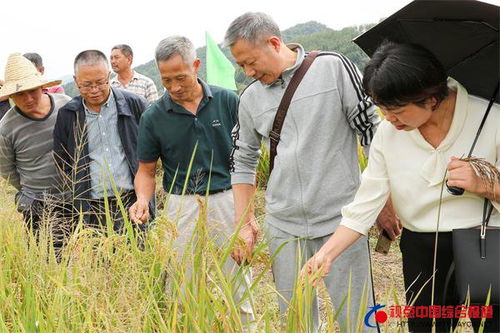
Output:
(362, 41), (449, 110)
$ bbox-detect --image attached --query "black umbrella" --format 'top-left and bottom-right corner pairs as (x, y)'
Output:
(353, 0), (499, 103)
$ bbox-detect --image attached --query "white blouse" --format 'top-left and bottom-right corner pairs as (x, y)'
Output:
(340, 78), (500, 234)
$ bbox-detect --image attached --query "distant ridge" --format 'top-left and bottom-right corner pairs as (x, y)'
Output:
(281, 21), (331, 42)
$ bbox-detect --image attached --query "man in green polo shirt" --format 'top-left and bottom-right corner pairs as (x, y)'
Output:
(128, 35), (255, 328)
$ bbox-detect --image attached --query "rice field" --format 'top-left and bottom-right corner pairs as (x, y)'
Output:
(0, 144), (478, 332)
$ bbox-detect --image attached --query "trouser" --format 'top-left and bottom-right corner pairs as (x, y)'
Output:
(85, 190), (144, 233)
(266, 223), (376, 332)
(165, 190), (255, 328)
(400, 228), (499, 332)
(21, 197), (73, 256)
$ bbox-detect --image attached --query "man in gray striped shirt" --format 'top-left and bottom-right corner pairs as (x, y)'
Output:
(110, 44), (158, 105)
(0, 53), (71, 245)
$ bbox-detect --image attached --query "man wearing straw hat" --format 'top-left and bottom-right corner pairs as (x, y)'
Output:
(53, 50), (151, 232)
(0, 53), (71, 245)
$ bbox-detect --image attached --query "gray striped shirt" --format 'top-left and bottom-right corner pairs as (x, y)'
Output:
(0, 93), (71, 195)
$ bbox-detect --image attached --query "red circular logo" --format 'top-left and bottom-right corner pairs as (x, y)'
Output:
(375, 311), (388, 323)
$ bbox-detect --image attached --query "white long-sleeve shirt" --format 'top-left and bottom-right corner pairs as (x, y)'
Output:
(341, 78), (500, 234)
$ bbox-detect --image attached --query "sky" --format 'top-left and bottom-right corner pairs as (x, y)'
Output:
(1, 0), (498, 81)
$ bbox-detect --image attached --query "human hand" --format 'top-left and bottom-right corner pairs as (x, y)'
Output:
(447, 156), (485, 196)
(128, 199), (150, 224)
(375, 198), (401, 241)
(302, 249), (333, 287)
(231, 218), (259, 265)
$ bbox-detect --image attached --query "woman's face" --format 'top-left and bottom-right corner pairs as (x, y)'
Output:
(380, 100), (435, 131)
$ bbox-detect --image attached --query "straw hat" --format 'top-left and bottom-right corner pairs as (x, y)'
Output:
(0, 53), (62, 99)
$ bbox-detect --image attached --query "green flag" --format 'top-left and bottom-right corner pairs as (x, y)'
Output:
(206, 32), (237, 90)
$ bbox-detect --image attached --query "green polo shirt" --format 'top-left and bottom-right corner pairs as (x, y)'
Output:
(138, 80), (238, 194)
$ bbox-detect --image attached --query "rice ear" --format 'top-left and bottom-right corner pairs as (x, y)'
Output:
(461, 157), (500, 200)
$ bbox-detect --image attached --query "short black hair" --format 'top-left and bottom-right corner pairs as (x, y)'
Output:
(112, 44), (133, 58)
(362, 41), (448, 110)
(73, 50), (109, 73)
(23, 53), (43, 67)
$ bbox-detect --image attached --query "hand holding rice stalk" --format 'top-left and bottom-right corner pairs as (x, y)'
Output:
(301, 251), (330, 287)
(447, 156), (500, 201)
(231, 218), (259, 265)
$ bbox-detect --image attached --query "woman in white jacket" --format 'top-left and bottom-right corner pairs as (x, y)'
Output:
(305, 42), (500, 332)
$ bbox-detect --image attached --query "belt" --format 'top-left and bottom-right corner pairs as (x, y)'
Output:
(207, 187), (231, 195)
(171, 187), (231, 196)
(93, 190), (136, 203)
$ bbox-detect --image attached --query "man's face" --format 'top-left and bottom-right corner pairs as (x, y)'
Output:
(10, 87), (43, 114)
(230, 37), (283, 85)
(74, 62), (111, 109)
(110, 49), (132, 74)
(157, 54), (200, 104)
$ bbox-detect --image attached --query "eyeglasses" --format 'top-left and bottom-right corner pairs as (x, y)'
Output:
(77, 79), (109, 93)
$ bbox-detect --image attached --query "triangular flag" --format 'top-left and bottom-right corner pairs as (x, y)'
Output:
(206, 32), (237, 90)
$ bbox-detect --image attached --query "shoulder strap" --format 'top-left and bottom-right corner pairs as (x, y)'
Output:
(480, 199), (494, 258)
(482, 199), (493, 227)
(269, 51), (319, 174)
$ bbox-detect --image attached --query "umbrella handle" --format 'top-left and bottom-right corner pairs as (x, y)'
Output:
(446, 182), (464, 196)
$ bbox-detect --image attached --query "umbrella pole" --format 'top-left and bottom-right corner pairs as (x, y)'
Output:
(447, 81), (500, 196)
(466, 81), (500, 157)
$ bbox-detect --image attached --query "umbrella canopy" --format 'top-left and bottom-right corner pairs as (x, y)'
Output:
(354, 0), (499, 102)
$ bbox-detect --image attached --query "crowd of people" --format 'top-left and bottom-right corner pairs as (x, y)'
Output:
(0, 11), (498, 333)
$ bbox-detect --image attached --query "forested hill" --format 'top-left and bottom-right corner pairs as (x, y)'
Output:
(62, 21), (375, 97)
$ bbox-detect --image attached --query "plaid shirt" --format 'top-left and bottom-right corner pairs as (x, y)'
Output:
(110, 71), (158, 105)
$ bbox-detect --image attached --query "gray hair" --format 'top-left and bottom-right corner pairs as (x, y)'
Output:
(224, 12), (281, 47)
(73, 50), (109, 74)
(112, 44), (134, 58)
(23, 53), (43, 67)
(155, 36), (196, 65)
